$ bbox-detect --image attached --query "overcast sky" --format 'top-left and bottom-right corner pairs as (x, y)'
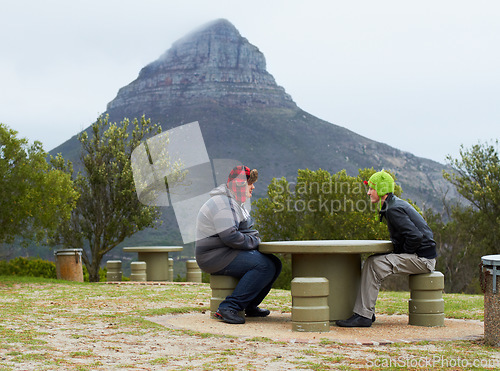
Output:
(1, 0), (499, 164)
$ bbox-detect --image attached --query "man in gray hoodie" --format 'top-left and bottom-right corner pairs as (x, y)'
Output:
(195, 166), (282, 324)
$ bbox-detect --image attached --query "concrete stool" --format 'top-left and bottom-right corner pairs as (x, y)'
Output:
(186, 260), (202, 283)
(409, 271), (444, 327)
(291, 277), (330, 332)
(130, 261), (147, 282)
(209, 275), (244, 316)
(168, 258), (174, 282)
(106, 260), (122, 282)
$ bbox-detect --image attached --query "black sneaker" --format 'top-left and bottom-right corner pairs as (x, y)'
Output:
(335, 313), (372, 328)
(214, 309), (245, 324)
(245, 307), (270, 317)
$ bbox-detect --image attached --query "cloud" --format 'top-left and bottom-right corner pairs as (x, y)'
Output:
(1, 0), (499, 162)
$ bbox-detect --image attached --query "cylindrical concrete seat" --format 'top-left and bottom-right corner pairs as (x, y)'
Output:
(409, 271), (444, 327)
(186, 260), (202, 283)
(168, 258), (174, 282)
(291, 277), (330, 332)
(209, 275), (244, 316)
(130, 261), (147, 282)
(106, 260), (122, 282)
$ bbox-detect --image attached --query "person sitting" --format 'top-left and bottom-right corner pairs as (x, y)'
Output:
(336, 170), (437, 327)
(195, 165), (282, 324)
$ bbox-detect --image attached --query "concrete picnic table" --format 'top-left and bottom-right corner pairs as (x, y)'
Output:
(259, 240), (393, 322)
(123, 246), (183, 281)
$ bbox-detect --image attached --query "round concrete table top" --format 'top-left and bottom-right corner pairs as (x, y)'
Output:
(482, 254), (500, 266)
(123, 246), (183, 253)
(259, 240), (393, 254)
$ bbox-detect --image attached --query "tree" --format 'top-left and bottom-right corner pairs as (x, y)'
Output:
(253, 168), (405, 242)
(438, 141), (500, 293)
(0, 123), (77, 248)
(443, 141), (500, 256)
(425, 206), (479, 293)
(444, 141), (500, 222)
(51, 115), (184, 282)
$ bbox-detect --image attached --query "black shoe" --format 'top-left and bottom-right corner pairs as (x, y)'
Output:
(214, 309), (245, 324)
(372, 314), (376, 323)
(336, 313), (372, 328)
(245, 307), (270, 317)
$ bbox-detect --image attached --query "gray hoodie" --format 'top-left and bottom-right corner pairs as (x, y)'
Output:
(195, 184), (261, 273)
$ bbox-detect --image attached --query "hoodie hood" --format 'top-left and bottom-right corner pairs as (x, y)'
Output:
(209, 184), (252, 212)
(210, 184), (233, 198)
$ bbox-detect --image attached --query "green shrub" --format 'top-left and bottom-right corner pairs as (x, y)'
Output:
(0, 260), (8, 275)
(174, 273), (186, 282)
(0, 257), (111, 282)
(201, 272), (210, 283)
(0, 257), (57, 279)
(273, 255), (292, 290)
(82, 265), (107, 282)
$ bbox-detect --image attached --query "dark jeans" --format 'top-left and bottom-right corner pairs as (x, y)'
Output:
(213, 250), (282, 312)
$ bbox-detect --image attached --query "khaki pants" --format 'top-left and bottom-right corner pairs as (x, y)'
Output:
(353, 253), (436, 319)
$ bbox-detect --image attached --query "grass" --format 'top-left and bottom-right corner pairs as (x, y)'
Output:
(376, 291), (485, 321)
(0, 276), (497, 370)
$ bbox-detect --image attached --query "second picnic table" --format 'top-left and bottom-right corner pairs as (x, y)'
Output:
(123, 246), (183, 281)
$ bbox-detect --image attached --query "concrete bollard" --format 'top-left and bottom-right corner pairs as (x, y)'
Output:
(481, 254), (500, 347)
(186, 260), (202, 283)
(130, 261), (147, 282)
(409, 271), (445, 327)
(291, 277), (330, 332)
(168, 258), (174, 282)
(106, 260), (122, 282)
(209, 275), (244, 316)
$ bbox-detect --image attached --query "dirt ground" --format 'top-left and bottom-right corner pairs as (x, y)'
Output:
(6, 312), (485, 370)
(0, 281), (497, 370)
(155, 312), (483, 345)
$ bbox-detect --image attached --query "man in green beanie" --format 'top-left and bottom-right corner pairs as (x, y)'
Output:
(336, 170), (437, 327)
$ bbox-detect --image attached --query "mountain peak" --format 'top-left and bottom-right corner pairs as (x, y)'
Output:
(173, 18), (241, 47)
(106, 19), (295, 113)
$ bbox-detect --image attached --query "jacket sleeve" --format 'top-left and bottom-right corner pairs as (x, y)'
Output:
(212, 208), (260, 250)
(385, 207), (423, 254)
(217, 226), (261, 250)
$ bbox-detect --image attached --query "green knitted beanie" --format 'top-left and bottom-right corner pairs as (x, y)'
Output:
(367, 170), (395, 197)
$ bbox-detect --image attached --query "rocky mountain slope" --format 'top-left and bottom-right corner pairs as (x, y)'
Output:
(51, 19), (452, 245)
